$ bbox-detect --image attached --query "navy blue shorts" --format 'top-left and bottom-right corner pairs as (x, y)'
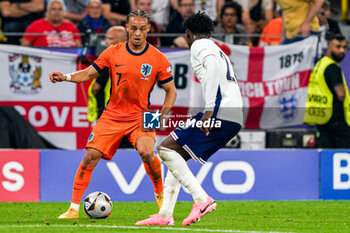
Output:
(170, 112), (241, 164)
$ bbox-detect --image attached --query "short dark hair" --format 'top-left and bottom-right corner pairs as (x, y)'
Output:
(326, 33), (346, 42)
(220, 1), (242, 24)
(183, 11), (214, 35)
(126, 10), (150, 24)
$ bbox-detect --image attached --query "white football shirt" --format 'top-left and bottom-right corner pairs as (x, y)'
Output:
(190, 38), (243, 125)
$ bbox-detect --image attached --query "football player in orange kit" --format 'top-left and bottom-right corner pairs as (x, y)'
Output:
(50, 10), (177, 219)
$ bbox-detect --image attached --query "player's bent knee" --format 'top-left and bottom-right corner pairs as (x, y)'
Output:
(138, 148), (154, 164)
(83, 148), (103, 167)
(157, 146), (172, 161)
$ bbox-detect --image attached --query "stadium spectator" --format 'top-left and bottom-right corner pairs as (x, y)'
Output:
(221, 0), (272, 45)
(258, 3), (282, 46)
(276, 0), (324, 44)
(134, 0), (160, 47)
(102, 0), (131, 25)
(318, 0), (342, 50)
(213, 1), (247, 45)
(0, 0), (45, 45)
(163, 0), (195, 47)
(151, 0), (170, 30)
(51, 10), (176, 219)
(21, 0), (82, 47)
(171, 0), (219, 22)
(304, 34), (350, 148)
(78, 0), (110, 46)
(137, 12), (242, 226)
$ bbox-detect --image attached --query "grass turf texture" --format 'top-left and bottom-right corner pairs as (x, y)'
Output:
(0, 201), (349, 233)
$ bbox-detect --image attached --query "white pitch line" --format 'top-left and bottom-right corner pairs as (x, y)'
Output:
(0, 224), (296, 233)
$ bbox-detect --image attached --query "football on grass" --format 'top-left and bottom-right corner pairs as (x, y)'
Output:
(83, 191), (113, 219)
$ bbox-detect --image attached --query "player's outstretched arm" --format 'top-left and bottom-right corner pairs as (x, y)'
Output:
(160, 80), (177, 118)
(49, 65), (99, 84)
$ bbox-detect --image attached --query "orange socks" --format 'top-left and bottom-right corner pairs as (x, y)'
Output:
(72, 162), (95, 204)
(143, 156), (163, 194)
(71, 157), (162, 204)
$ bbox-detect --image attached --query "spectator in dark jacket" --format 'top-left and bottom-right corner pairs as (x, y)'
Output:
(318, 0), (342, 50)
(0, 0), (45, 44)
(78, 0), (110, 46)
(162, 0), (195, 47)
(102, 0), (131, 25)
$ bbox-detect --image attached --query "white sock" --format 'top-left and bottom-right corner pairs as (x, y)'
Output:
(159, 170), (181, 218)
(158, 146), (208, 203)
(70, 203), (80, 212)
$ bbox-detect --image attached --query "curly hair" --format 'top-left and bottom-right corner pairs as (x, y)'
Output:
(183, 11), (214, 35)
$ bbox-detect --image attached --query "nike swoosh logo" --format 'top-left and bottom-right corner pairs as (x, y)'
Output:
(200, 201), (215, 213)
(115, 64), (124, 67)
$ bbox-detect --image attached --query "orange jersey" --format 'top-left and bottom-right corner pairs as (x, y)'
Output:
(92, 42), (173, 120)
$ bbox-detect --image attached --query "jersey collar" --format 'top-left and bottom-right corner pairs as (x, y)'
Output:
(126, 42), (149, 56)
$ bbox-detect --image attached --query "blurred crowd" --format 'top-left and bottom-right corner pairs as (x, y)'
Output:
(0, 0), (344, 48)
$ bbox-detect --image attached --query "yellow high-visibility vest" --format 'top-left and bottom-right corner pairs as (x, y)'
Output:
(87, 77), (111, 123)
(304, 56), (350, 125)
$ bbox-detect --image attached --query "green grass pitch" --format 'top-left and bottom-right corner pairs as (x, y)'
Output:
(0, 201), (349, 233)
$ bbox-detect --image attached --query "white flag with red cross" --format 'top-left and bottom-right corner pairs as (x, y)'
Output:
(222, 36), (318, 129)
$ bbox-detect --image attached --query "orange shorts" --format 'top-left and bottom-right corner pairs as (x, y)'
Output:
(86, 115), (155, 160)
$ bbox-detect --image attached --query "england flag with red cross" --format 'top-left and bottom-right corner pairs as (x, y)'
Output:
(226, 36), (318, 129)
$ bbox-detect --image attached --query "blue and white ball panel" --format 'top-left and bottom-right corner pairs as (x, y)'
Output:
(171, 112), (241, 164)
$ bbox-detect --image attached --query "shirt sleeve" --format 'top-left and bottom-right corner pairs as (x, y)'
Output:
(192, 41), (220, 111)
(92, 46), (113, 73)
(192, 41), (216, 66)
(324, 63), (343, 95)
(23, 22), (37, 43)
(202, 55), (220, 111)
(96, 67), (110, 87)
(157, 53), (173, 84)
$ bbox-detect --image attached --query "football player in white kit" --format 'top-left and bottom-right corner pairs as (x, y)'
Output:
(136, 11), (243, 226)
